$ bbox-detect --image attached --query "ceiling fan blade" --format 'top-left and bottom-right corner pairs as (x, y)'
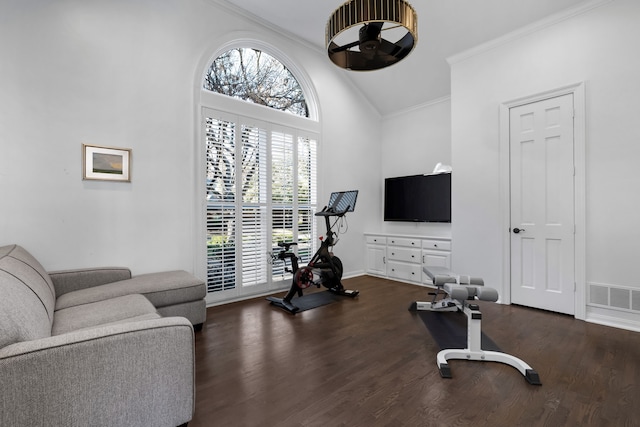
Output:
(343, 51), (371, 70)
(329, 40), (361, 53)
(359, 22), (382, 40)
(378, 39), (399, 55)
(339, 51), (395, 71)
(371, 50), (399, 66)
(395, 32), (415, 51)
(378, 34), (414, 60)
(368, 21), (384, 32)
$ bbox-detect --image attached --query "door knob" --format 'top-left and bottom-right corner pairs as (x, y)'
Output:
(513, 227), (525, 234)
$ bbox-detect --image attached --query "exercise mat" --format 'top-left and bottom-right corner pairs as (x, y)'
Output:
(415, 309), (501, 351)
(279, 291), (343, 312)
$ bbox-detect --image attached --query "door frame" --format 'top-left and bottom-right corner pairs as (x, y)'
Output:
(499, 82), (586, 320)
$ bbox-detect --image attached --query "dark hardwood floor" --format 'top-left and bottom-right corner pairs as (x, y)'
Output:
(190, 276), (640, 427)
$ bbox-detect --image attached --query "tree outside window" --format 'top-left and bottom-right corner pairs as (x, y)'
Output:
(204, 48), (309, 117)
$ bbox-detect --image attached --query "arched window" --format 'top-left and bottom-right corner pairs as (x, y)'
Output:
(200, 45), (319, 303)
(203, 47), (309, 117)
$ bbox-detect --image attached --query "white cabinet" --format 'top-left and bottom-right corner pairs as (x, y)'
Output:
(422, 239), (451, 284)
(365, 235), (387, 276)
(387, 237), (422, 283)
(364, 233), (451, 285)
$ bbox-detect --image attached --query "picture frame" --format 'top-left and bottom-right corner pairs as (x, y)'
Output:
(83, 144), (132, 182)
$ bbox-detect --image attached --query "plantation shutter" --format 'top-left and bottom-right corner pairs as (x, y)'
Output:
(297, 136), (317, 264)
(203, 109), (318, 296)
(205, 115), (237, 292)
(271, 130), (295, 279)
(240, 124), (268, 287)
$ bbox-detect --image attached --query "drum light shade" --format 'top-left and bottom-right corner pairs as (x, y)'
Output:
(326, 0), (418, 71)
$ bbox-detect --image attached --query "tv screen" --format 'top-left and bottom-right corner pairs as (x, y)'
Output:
(384, 173), (451, 222)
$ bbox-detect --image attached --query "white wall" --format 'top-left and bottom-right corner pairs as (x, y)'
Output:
(450, 0), (640, 327)
(0, 0), (380, 277)
(378, 97), (452, 237)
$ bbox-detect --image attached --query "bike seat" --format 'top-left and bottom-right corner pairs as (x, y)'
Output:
(277, 241), (298, 250)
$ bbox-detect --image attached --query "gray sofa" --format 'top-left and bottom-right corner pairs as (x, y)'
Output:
(0, 244), (207, 427)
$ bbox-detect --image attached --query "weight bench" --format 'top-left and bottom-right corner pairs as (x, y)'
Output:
(410, 266), (541, 385)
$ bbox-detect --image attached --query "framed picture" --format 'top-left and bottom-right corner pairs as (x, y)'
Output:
(83, 144), (132, 182)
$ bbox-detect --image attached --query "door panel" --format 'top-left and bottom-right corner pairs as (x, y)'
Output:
(510, 94), (575, 315)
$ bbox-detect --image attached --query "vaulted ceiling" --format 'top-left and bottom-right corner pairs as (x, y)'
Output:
(220, 0), (592, 116)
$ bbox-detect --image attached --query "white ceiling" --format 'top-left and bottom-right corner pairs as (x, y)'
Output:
(221, 0), (591, 116)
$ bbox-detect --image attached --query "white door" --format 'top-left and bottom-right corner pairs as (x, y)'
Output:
(509, 94), (575, 315)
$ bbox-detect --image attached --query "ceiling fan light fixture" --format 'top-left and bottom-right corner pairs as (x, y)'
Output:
(326, 0), (418, 71)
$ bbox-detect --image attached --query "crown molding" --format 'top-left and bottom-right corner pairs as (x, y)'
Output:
(201, 0), (324, 54)
(383, 95), (451, 120)
(447, 0), (614, 65)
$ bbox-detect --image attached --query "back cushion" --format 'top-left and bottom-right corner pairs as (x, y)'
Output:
(0, 245), (55, 348)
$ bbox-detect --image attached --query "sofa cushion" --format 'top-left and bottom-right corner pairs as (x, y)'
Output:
(157, 299), (206, 326)
(0, 245), (56, 319)
(52, 294), (160, 335)
(0, 245), (55, 347)
(49, 267), (132, 297)
(55, 270), (206, 311)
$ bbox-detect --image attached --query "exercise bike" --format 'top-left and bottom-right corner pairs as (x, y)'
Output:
(266, 190), (360, 314)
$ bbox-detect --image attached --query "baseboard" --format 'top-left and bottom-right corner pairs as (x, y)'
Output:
(585, 305), (640, 333)
(205, 271), (367, 307)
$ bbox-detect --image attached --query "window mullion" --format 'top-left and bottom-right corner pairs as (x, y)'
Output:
(234, 116), (243, 290)
(293, 130), (299, 245)
(266, 125), (274, 282)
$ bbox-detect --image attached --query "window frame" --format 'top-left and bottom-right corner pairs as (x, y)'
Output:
(196, 42), (321, 305)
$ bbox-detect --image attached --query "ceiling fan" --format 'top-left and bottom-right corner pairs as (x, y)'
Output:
(326, 0), (418, 71)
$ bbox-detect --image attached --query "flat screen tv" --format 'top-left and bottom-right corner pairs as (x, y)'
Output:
(384, 173), (451, 223)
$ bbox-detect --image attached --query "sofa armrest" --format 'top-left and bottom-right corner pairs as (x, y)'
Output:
(0, 317), (194, 427)
(48, 267), (132, 296)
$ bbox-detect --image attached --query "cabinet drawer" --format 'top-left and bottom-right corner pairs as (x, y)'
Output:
(422, 239), (451, 251)
(388, 261), (422, 282)
(387, 237), (420, 248)
(387, 247), (421, 263)
(366, 235), (386, 245)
